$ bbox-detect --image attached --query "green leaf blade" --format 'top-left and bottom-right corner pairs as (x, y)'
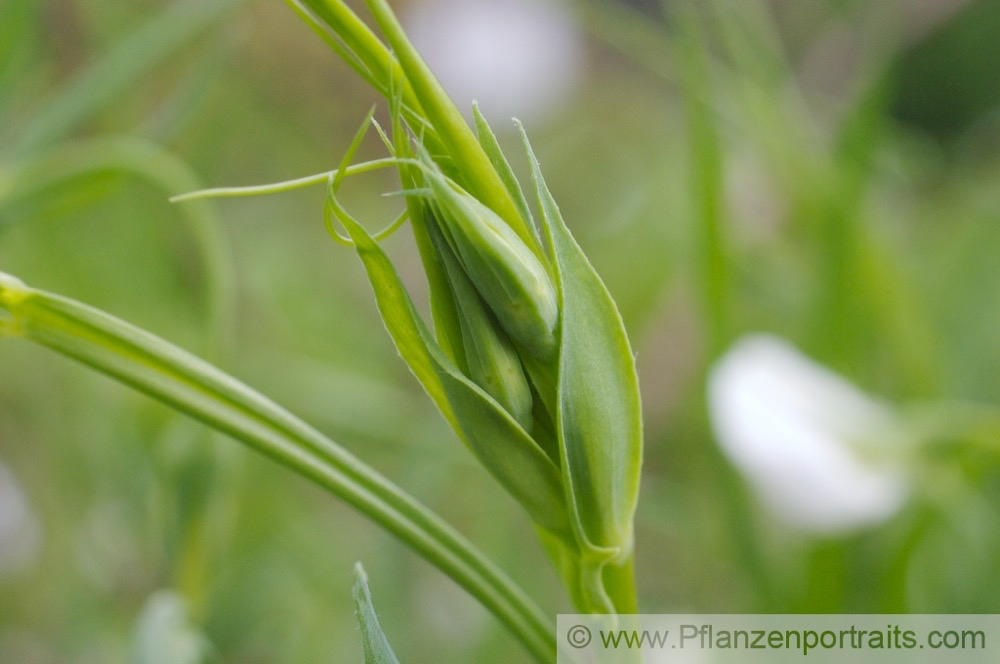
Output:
(353, 563), (401, 664)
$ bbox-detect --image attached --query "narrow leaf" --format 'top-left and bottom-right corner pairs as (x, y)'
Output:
(353, 563), (401, 664)
(0, 136), (235, 352)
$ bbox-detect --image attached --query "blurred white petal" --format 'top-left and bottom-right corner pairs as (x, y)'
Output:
(405, 0), (583, 124)
(131, 590), (211, 664)
(708, 334), (910, 534)
(0, 463), (42, 578)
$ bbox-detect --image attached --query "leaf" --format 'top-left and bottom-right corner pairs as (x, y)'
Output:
(337, 212), (571, 539)
(0, 0), (38, 114)
(353, 563), (401, 664)
(0, 136), (235, 351)
(518, 124), (643, 558)
(0, 273), (554, 662)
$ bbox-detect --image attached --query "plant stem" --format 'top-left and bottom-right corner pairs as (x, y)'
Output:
(360, 0), (538, 252)
(0, 277), (556, 663)
(603, 553), (638, 614)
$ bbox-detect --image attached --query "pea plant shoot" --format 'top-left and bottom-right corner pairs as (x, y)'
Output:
(0, 0), (643, 660)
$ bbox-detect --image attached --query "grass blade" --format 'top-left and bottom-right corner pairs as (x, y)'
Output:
(352, 563), (401, 664)
(0, 136), (235, 352)
(13, 0), (247, 154)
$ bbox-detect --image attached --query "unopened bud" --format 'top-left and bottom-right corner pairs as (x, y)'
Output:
(423, 167), (558, 360)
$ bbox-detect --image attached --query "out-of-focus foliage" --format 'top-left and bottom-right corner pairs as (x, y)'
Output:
(1, 0), (998, 661)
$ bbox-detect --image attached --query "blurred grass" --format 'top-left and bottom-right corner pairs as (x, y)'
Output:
(1, 0), (999, 661)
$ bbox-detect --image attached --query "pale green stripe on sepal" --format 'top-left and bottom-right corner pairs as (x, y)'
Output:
(353, 563), (401, 664)
(516, 124), (643, 561)
(338, 212), (572, 539)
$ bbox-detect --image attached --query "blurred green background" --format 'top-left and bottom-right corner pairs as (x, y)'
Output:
(2, 0), (999, 661)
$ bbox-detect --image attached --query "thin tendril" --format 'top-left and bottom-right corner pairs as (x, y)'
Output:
(168, 158), (398, 202)
(324, 108), (410, 247)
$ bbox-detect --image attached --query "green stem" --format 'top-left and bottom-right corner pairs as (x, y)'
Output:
(361, 0), (537, 252)
(674, 4), (728, 358)
(293, 0), (404, 99)
(0, 276), (555, 663)
(603, 553), (638, 613)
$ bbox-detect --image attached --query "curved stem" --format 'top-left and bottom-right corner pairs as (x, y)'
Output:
(0, 276), (555, 663)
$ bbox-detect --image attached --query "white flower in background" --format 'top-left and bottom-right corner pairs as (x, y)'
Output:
(404, 0), (583, 124)
(707, 334), (910, 535)
(0, 462), (42, 578)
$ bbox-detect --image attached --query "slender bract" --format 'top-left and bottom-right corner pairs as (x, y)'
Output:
(520, 125), (643, 556)
(517, 124), (643, 613)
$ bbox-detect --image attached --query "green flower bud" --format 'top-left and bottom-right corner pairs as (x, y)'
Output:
(422, 166), (559, 360)
(430, 220), (534, 430)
